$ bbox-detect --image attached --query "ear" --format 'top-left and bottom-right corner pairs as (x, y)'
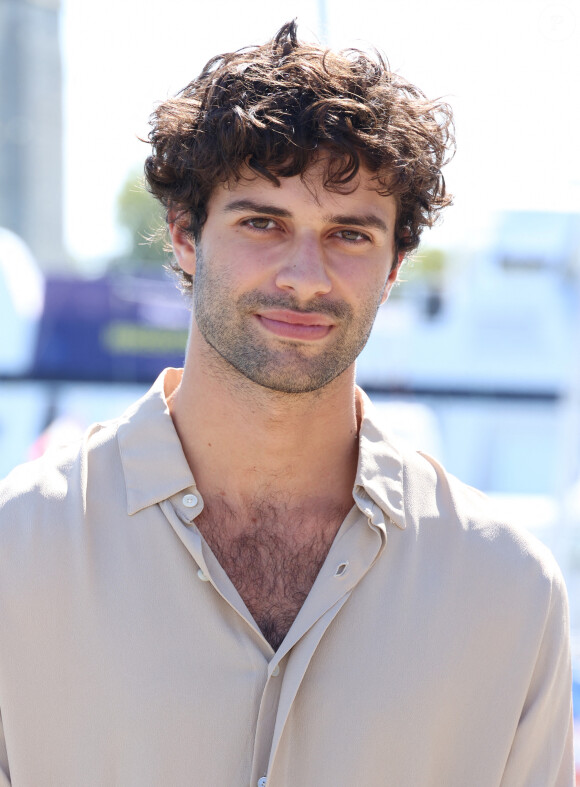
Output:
(380, 250), (405, 305)
(168, 214), (197, 276)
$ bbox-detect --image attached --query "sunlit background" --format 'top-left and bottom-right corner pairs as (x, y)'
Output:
(1, 0), (579, 770)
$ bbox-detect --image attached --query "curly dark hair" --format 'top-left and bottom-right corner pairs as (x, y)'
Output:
(145, 21), (454, 291)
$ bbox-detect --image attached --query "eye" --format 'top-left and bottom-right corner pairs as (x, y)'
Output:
(243, 217), (279, 231)
(335, 229), (371, 243)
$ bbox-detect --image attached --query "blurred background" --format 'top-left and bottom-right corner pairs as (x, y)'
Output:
(0, 0), (579, 770)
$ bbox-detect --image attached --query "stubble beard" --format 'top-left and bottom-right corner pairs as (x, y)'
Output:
(193, 249), (385, 394)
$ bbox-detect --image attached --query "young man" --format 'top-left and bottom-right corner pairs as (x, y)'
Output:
(0, 21), (574, 786)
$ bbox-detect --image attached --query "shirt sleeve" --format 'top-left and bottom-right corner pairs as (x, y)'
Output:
(500, 563), (575, 786)
(0, 711), (10, 785)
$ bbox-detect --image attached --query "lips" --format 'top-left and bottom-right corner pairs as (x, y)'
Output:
(255, 309), (334, 340)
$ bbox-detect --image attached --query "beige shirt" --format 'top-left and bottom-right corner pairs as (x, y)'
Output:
(0, 369), (574, 786)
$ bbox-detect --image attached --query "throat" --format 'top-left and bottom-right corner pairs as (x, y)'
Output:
(194, 496), (350, 650)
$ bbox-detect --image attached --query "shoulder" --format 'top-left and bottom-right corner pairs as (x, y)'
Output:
(397, 443), (564, 601)
(0, 417), (121, 537)
(358, 392), (561, 591)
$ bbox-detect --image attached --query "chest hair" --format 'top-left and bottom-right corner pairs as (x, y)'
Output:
(194, 496), (349, 650)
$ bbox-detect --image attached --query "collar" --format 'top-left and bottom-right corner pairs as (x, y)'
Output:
(116, 369), (407, 530)
(353, 387), (407, 532)
(117, 368), (195, 515)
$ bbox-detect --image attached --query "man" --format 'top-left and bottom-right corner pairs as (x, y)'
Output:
(0, 21), (574, 786)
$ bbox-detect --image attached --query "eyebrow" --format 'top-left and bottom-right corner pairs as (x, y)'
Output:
(327, 214), (388, 233)
(223, 199), (292, 219)
(222, 199), (389, 233)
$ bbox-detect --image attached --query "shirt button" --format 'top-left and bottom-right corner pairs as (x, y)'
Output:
(258, 779), (267, 787)
(271, 664), (280, 677)
(182, 493), (198, 507)
(197, 568), (209, 582)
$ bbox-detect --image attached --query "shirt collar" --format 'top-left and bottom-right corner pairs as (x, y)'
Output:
(117, 368), (195, 515)
(117, 370), (407, 530)
(353, 387), (407, 531)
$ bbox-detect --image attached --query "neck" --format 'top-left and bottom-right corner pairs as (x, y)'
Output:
(168, 336), (360, 514)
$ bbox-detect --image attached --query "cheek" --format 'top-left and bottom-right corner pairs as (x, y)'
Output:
(209, 241), (272, 280)
(340, 265), (391, 307)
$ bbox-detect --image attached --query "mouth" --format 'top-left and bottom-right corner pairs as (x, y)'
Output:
(254, 309), (334, 340)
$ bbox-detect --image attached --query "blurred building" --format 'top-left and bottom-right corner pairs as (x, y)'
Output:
(358, 209), (580, 495)
(0, 0), (65, 269)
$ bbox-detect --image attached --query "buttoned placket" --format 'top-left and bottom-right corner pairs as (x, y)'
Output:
(252, 504), (387, 785)
(160, 489), (387, 787)
(161, 490), (282, 783)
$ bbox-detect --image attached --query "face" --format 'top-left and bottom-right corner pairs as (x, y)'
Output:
(171, 163), (401, 394)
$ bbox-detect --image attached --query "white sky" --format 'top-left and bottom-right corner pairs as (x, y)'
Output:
(61, 0), (580, 266)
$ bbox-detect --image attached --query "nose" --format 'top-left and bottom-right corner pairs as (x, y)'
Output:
(274, 234), (332, 300)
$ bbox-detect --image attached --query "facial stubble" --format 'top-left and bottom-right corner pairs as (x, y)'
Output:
(193, 247), (387, 394)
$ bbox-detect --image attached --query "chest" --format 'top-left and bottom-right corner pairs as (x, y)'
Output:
(194, 499), (347, 649)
